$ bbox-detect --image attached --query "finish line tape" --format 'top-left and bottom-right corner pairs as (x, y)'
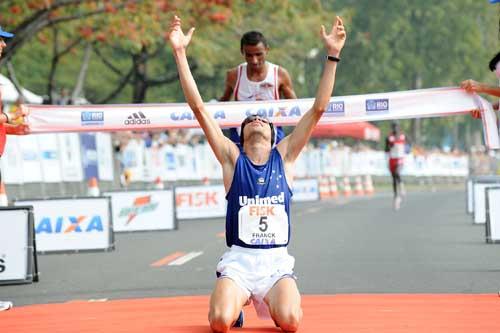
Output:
(24, 87), (499, 149)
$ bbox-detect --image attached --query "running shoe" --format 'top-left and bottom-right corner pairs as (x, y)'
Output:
(400, 183), (406, 197)
(393, 196), (402, 211)
(0, 301), (13, 311)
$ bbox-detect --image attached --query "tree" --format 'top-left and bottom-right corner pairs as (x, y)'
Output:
(2, 0), (328, 104)
(0, 1), (139, 67)
(321, 0), (496, 148)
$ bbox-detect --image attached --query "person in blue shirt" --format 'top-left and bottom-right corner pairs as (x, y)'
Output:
(168, 15), (346, 333)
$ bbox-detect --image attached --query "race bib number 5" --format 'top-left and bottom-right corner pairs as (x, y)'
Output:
(238, 204), (288, 246)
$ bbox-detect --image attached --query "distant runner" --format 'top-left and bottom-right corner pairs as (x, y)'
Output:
(385, 122), (408, 210)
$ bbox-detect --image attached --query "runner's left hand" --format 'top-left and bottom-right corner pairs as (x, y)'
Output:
(168, 15), (195, 52)
(320, 16), (346, 56)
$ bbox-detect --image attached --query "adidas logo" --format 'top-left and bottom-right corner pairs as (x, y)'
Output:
(124, 111), (151, 125)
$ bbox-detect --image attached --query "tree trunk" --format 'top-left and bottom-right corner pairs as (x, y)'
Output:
(5, 62), (25, 101)
(47, 27), (59, 104)
(132, 46), (148, 103)
(72, 42), (92, 103)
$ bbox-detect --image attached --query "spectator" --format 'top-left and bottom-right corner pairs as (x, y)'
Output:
(461, 51), (500, 118)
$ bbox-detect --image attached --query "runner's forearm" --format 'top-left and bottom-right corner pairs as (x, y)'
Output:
(173, 49), (205, 113)
(478, 84), (500, 98)
(311, 58), (338, 114)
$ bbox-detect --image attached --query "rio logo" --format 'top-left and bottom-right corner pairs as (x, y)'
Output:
(324, 101), (345, 116)
(365, 98), (389, 112)
(35, 216), (104, 234)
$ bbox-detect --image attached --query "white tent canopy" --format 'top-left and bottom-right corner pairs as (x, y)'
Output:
(0, 74), (43, 104)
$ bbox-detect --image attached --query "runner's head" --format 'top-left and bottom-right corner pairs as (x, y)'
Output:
(489, 51), (500, 79)
(0, 26), (14, 59)
(391, 121), (400, 134)
(240, 115), (275, 148)
(240, 31), (269, 71)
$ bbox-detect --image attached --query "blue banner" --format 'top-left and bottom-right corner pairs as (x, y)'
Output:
(80, 133), (99, 180)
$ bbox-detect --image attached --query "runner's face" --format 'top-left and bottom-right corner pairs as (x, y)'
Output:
(0, 38), (6, 58)
(242, 115), (270, 126)
(242, 116), (272, 144)
(242, 42), (268, 71)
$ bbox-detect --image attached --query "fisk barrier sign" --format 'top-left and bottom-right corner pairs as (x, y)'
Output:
(175, 185), (226, 219)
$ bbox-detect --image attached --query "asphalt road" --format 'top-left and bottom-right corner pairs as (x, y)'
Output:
(2, 189), (500, 306)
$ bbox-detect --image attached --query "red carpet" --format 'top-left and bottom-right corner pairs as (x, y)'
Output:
(1, 294), (499, 332)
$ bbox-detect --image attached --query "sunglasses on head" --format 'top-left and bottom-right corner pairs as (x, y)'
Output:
(242, 115), (270, 126)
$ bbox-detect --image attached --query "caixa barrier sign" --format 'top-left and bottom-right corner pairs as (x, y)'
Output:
(0, 206), (39, 285)
(14, 197), (114, 253)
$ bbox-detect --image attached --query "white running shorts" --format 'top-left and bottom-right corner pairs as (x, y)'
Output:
(216, 245), (296, 319)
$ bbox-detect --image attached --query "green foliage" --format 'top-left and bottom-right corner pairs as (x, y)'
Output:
(0, 0), (497, 149)
(321, 0), (497, 149)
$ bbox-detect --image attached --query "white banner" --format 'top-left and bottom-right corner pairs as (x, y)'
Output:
(105, 190), (175, 232)
(1, 135), (23, 184)
(292, 178), (320, 202)
(19, 135), (43, 183)
(175, 144), (196, 180)
(58, 133), (84, 182)
(159, 144), (177, 182)
(24, 88), (499, 149)
(0, 209), (30, 282)
(176, 185), (226, 219)
(486, 187), (500, 243)
(120, 139), (144, 182)
(96, 132), (114, 181)
(38, 133), (62, 183)
(193, 144), (220, 180)
(14, 197), (113, 253)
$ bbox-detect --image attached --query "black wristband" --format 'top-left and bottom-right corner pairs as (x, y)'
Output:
(326, 55), (340, 62)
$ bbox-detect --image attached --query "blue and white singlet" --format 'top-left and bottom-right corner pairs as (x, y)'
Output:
(225, 148), (293, 249)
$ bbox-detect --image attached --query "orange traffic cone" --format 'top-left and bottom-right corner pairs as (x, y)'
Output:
(364, 175), (374, 195)
(154, 176), (164, 190)
(342, 176), (352, 197)
(87, 177), (100, 197)
(0, 182), (8, 206)
(319, 176), (330, 199)
(354, 176), (365, 196)
(329, 176), (339, 198)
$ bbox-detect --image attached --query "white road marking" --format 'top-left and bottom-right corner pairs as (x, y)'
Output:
(168, 251), (203, 266)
